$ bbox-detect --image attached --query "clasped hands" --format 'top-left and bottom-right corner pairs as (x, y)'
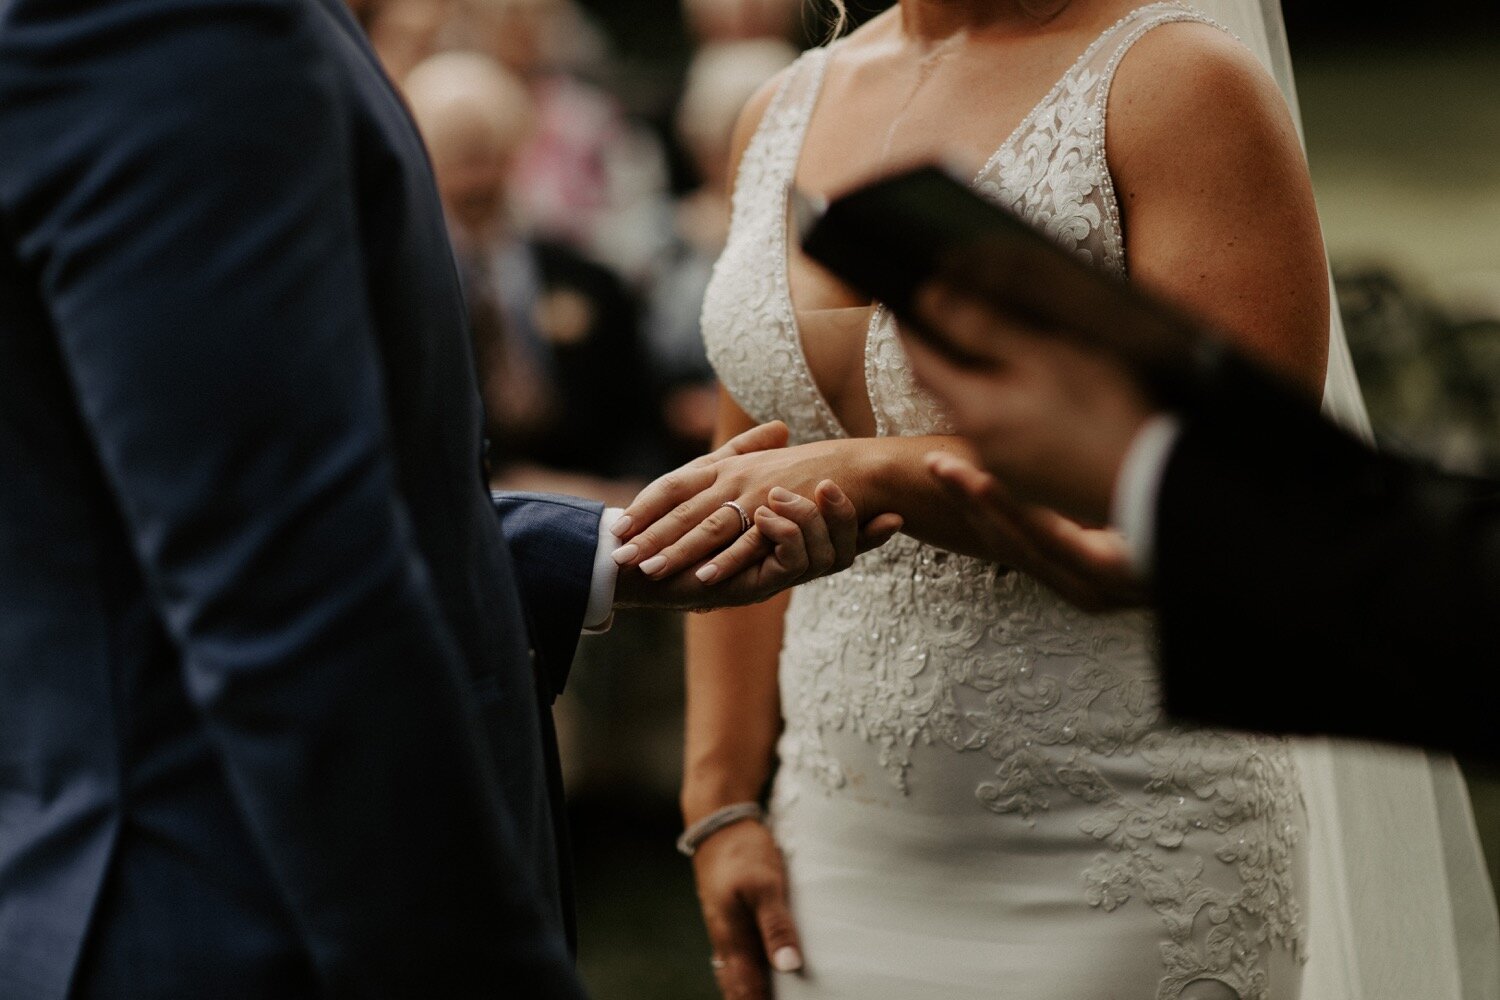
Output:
(611, 405), (1148, 615)
(611, 422), (905, 611)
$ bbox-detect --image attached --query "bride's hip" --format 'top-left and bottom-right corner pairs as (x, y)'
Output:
(768, 731), (1308, 890)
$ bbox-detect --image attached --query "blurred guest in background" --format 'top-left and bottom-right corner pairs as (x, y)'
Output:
(683, 0), (805, 45)
(646, 38), (798, 455)
(352, 0), (450, 82)
(446, 0), (676, 284)
(405, 51), (661, 504)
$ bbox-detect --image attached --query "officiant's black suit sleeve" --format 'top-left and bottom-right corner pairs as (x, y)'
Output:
(0, 0), (588, 996)
(1153, 370), (1500, 761)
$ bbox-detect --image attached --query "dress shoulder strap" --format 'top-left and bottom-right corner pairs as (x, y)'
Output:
(1088, 2), (1237, 115)
(725, 45), (833, 235)
(754, 45), (833, 178)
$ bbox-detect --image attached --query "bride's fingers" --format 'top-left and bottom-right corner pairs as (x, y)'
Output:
(634, 502), (747, 579)
(694, 526), (770, 586)
(749, 877), (804, 978)
(705, 906), (771, 1000)
(707, 420), (789, 463)
(612, 464), (718, 545)
(612, 422), (786, 543)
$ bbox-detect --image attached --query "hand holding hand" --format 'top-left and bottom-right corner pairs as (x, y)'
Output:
(612, 422), (902, 611)
(926, 452), (1147, 613)
(611, 425), (896, 586)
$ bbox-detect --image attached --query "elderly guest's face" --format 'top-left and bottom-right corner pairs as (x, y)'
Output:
(432, 140), (512, 241)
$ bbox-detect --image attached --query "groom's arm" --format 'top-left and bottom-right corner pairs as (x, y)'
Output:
(493, 425), (900, 699)
(491, 492), (608, 698)
(0, 3), (583, 996)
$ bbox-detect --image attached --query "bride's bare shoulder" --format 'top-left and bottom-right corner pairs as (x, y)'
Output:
(1106, 20), (1298, 163)
(1110, 17), (1308, 185)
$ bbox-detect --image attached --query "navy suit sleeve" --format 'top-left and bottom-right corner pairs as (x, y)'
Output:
(0, 4), (583, 995)
(491, 492), (605, 698)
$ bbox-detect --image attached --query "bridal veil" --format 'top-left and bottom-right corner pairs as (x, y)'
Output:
(1183, 2), (1500, 995)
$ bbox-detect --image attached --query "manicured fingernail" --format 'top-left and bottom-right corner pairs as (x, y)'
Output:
(611, 514), (633, 538)
(611, 543), (638, 566)
(695, 563), (719, 583)
(821, 482), (847, 503)
(639, 555), (668, 576)
(768, 487), (796, 503)
(772, 947), (803, 973)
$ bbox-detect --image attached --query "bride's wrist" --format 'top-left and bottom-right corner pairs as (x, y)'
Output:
(681, 777), (764, 826)
(842, 436), (960, 519)
(821, 437), (906, 519)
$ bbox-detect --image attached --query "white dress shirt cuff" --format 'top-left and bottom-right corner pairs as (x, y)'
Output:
(583, 508), (625, 634)
(1108, 415), (1182, 578)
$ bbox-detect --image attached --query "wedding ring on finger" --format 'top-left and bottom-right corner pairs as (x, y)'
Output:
(710, 955), (728, 971)
(721, 500), (751, 535)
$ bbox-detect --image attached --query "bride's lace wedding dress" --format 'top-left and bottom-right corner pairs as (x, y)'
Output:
(702, 5), (1312, 997)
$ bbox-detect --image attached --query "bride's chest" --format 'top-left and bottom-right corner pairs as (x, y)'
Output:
(701, 72), (1122, 445)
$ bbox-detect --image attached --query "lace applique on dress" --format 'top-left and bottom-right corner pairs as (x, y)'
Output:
(699, 6), (1305, 998)
(701, 47), (845, 447)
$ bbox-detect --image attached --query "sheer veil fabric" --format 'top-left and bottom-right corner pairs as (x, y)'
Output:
(1183, 3), (1500, 996)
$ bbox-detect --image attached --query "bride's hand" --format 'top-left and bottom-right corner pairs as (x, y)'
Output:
(927, 452), (1148, 613)
(613, 486), (902, 610)
(692, 820), (803, 1000)
(610, 436), (881, 582)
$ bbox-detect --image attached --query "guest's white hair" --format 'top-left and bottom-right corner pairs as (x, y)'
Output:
(402, 50), (534, 159)
(677, 38), (799, 159)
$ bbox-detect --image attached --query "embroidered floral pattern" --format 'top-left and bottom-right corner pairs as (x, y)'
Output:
(699, 7), (1304, 998)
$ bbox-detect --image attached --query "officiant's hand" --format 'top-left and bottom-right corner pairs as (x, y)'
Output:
(613, 422), (903, 611)
(902, 282), (1157, 525)
(925, 452), (1146, 612)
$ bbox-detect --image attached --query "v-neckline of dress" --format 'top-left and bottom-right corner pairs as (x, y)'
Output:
(771, 3), (1180, 441)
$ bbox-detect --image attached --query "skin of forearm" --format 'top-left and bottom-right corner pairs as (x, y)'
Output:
(681, 593), (789, 824)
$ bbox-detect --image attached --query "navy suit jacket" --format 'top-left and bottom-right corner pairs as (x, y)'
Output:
(0, 0), (598, 997)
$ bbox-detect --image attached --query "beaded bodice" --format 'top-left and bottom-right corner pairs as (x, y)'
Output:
(699, 7), (1307, 998)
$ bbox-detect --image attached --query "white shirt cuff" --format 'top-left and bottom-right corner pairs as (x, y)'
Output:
(1108, 415), (1182, 578)
(582, 508), (624, 634)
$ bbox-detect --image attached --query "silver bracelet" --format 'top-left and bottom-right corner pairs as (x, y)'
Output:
(676, 802), (764, 857)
